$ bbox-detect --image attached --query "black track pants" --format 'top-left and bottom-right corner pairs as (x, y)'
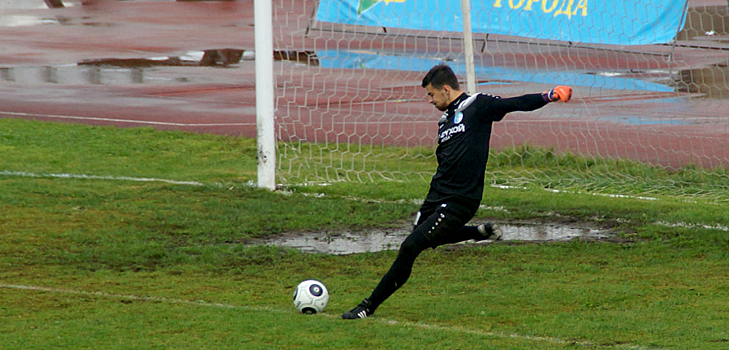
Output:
(367, 198), (481, 311)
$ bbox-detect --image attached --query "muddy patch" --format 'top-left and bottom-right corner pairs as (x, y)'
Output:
(259, 222), (612, 255)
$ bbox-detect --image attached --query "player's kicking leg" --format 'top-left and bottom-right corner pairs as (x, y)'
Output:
(475, 222), (502, 241)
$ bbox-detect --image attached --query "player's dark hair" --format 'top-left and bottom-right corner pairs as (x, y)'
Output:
(421, 64), (460, 90)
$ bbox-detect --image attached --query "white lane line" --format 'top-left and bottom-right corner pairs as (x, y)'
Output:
(0, 111), (254, 127)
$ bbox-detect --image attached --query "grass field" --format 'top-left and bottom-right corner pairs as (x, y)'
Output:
(1, 118), (728, 350)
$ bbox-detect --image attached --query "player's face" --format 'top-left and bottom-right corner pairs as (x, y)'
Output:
(424, 83), (450, 111)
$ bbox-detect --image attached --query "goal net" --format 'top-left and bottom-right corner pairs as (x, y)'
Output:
(271, 0), (729, 201)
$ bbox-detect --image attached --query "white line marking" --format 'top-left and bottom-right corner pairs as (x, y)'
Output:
(491, 184), (659, 201)
(6, 171), (726, 233)
(284, 182), (660, 202)
(1, 170), (204, 186)
(3, 111), (427, 127)
(656, 221), (729, 232)
(0, 111), (254, 127)
(0, 283), (272, 312)
(0, 283), (670, 350)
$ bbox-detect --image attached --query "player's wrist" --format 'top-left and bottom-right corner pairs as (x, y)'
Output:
(542, 91), (553, 102)
(543, 86), (572, 103)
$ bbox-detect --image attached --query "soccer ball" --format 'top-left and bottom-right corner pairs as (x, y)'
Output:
(293, 279), (329, 314)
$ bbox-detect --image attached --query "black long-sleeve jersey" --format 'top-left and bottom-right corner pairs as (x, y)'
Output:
(425, 92), (549, 203)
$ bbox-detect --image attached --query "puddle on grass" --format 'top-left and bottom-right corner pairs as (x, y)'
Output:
(262, 223), (609, 255)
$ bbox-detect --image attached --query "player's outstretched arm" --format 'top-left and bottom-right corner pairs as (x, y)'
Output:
(486, 86), (573, 121)
(542, 86), (573, 102)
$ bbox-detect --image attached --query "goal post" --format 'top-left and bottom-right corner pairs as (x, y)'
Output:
(460, 0), (476, 94)
(254, 0), (277, 190)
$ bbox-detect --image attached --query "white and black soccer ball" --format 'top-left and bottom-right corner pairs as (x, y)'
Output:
(293, 279), (329, 314)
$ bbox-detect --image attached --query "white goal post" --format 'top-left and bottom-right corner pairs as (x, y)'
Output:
(254, 0), (277, 190)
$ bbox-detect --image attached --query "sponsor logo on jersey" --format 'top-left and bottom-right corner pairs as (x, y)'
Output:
(439, 123), (465, 143)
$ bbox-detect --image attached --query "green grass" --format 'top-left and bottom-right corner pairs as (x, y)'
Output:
(2, 118), (729, 350)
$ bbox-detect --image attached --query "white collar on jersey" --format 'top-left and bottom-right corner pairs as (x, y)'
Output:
(455, 93), (481, 114)
(439, 93), (481, 125)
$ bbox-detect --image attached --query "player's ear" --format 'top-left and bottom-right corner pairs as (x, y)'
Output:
(442, 84), (452, 96)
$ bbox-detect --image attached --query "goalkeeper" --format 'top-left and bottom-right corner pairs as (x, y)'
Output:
(342, 64), (572, 319)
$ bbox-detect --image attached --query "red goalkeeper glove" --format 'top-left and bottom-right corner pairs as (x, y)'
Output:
(543, 86), (573, 102)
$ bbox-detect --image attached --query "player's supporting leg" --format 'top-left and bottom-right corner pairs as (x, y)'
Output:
(341, 230), (430, 319)
(342, 200), (484, 319)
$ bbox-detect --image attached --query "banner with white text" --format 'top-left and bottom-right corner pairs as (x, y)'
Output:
(315, 0), (687, 45)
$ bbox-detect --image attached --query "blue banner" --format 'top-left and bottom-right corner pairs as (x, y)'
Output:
(315, 0), (687, 45)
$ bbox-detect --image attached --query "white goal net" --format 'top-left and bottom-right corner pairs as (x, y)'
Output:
(270, 0), (729, 200)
